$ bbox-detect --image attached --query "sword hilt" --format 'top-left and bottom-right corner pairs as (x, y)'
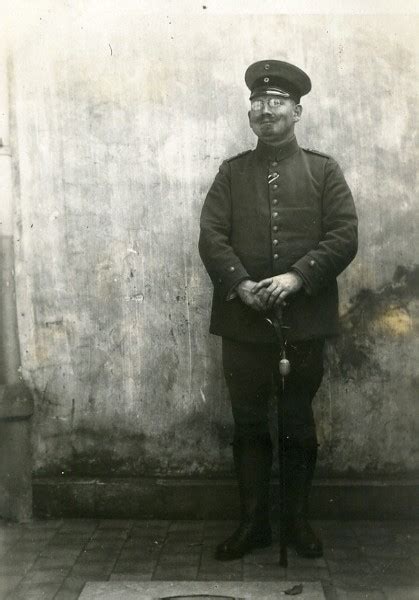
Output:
(265, 308), (291, 376)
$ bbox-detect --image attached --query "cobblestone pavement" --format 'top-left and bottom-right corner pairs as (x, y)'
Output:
(0, 519), (418, 599)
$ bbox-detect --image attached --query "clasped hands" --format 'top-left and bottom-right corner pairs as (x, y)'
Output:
(236, 272), (303, 312)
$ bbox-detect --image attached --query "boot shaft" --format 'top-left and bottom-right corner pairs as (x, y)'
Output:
(232, 434), (273, 523)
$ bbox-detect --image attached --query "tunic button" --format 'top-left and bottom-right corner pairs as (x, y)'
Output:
(273, 225), (278, 232)
(271, 172), (278, 178)
(273, 239), (278, 246)
(272, 198), (278, 205)
(273, 254), (279, 260)
(272, 212), (278, 218)
(309, 260), (315, 267)
(272, 184), (278, 190)
(229, 266), (235, 272)
(271, 161), (278, 167)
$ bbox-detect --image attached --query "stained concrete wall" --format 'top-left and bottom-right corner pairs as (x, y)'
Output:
(6, 7), (419, 480)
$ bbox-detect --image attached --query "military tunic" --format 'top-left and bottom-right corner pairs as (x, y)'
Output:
(199, 136), (358, 343)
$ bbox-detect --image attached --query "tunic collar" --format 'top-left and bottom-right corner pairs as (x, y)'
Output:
(255, 135), (300, 162)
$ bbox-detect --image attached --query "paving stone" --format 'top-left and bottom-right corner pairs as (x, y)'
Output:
(243, 562), (286, 580)
(368, 557), (417, 576)
(197, 567), (243, 582)
(39, 547), (81, 560)
(0, 556), (36, 575)
(284, 567), (331, 581)
(11, 580), (63, 600)
(84, 541), (123, 553)
(382, 587), (419, 599)
(53, 589), (82, 600)
(164, 531), (204, 544)
(287, 552), (327, 569)
(0, 529), (23, 545)
(395, 534), (419, 552)
(82, 540), (123, 553)
(98, 520), (133, 530)
(49, 531), (93, 541)
(322, 581), (339, 600)
(16, 536), (55, 550)
(322, 534), (360, 548)
(317, 522), (356, 535)
(160, 539), (203, 552)
(324, 546), (363, 561)
(70, 561), (114, 577)
(152, 565), (199, 580)
(0, 575), (23, 598)
(19, 568), (70, 584)
(127, 529), (167, 542)
(327, 559), (373, 575)
(356, 536), (396, 548)
(360, 542), (412, 558)
(110, 573), (153, 581)
(59, 520), (99, 533)
(112, 560), (155, 575)
(157, 554), (201, 568)
(335, 588), (385, 599)
(355, 528), (393, 538)
(32, 555), (80, 570)
(159, 547), (202, 561)
(92, 527), (129, 537)
(352, 521), (392, 532)
(0, 540), (20, 556)
(119, 542), (163, 559)
(168, 520), (204, 532)
(45, 538), (90, 550)
(131, 520), (171, 529)
(77, 549), (120, 563)
(129, 522), (170, 538)
(117, 546), (161, 561)
(333, 574), (415, 590)
(197, 549), (243, 581)
(25, 520), (63, 530)
(57, 574), (89, 593)
(243, 544), (280, 566)
(3, 548), (40, 561)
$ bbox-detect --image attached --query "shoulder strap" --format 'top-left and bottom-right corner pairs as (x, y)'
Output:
(302, 147), (330, 158)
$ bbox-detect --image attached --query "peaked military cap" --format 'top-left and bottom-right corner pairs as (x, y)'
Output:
(245, 59), (311, 103)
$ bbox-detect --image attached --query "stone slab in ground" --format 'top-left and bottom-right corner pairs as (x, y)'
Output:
(79, 580), (325, 599)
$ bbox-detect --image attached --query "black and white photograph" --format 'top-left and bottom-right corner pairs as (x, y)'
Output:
(0, 1), (418, 598)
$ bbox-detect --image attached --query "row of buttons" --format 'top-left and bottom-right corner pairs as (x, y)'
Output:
(270, 165), (280, 260)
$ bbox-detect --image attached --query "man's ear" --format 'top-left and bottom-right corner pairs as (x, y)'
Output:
(294, 104), (303, 122)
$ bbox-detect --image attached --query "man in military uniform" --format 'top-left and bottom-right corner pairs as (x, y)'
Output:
(199, 60), (358, 562)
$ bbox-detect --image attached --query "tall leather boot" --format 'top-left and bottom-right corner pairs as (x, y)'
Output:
(215, 433), (273, 561)
(280, 438), (323, 559)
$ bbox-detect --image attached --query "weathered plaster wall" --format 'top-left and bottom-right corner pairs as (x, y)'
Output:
(8, 8), (418, 478)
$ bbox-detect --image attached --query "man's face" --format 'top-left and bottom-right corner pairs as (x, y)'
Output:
(248, 95), (302, 144)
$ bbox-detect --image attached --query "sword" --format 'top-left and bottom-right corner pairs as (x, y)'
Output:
(265, 306), (290, 568)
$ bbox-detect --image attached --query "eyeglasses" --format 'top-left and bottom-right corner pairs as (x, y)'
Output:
(250, 97), (286, 111)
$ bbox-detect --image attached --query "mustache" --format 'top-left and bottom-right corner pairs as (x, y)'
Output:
(257, 116), (276, 123)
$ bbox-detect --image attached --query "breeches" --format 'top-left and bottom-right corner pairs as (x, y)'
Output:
(222, 337), (325, 446)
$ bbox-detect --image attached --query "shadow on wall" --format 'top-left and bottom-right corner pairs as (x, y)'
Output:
(333, 265), (418, 381)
